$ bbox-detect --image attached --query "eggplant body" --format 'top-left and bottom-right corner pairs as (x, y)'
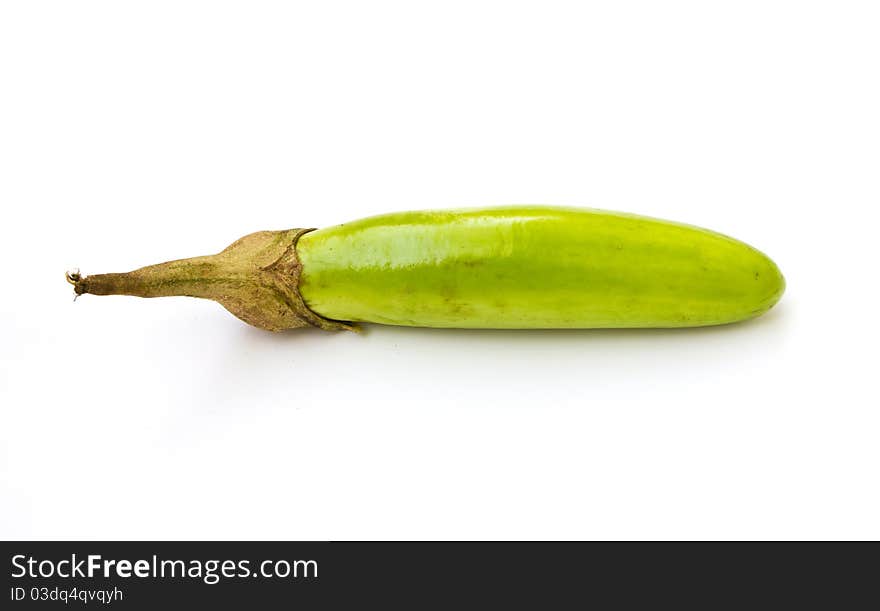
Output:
(296, 206), (785, 328)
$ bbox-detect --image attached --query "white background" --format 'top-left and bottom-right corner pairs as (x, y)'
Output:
(1, 1), (878, 540)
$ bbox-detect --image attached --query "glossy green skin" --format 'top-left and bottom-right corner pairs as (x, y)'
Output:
(296, 207), (785, 328)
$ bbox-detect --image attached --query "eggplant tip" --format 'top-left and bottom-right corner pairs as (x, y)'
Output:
(66, 269), (87, 297)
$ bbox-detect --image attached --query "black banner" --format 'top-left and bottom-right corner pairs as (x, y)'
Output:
(1, 542), (875, 608)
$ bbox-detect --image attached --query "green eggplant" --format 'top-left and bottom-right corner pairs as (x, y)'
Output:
(68, 206), (785, 332)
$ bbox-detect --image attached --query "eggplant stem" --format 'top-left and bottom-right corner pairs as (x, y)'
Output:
(67, 229), (357, 333)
